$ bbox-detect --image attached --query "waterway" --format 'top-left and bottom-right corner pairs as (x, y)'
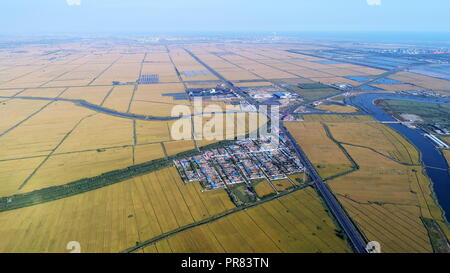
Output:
(346, 93), (450, 222)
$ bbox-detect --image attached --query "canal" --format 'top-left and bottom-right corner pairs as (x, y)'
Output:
(347, 93), (450, 222)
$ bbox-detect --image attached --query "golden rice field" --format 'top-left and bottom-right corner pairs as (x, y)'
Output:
(371, 83), (420, 92)
(193, 112), (268, 143)
(302, 114), (374, 122)
(91, 62), (142, 86)
(2, 41), (449, 254)
(0, 101), (95, 160)
(133, 83), (189, 105)
(330, 145), (419, 206)
(444, 137), (450, 146)
(287, 115), (450, 252)
(136, 120), (172, 144)
(315, 104), (359, 113)
(21, 146), (133, 193)
(61, 86), (112, 105)
(326, 122), (420, 165)
(0, 157), (45, 196)
(168, 49), (218, 81)
(134, 143), (165, 165)
(19, 87), (66, 98)
(390, 72), (450, 90)
(284, 121), (354, 179)
(102, 85), (134, 112)
(253, 179), (276, 198)
(130, 100), (193, 117)
(55, 114), (133, 153)
(235, 81), (273, 87)
(0, 89), (24, 99)
(163, 140), (196, 156)
(444, 150), (450, 168)
(141, 63), (180, 83)
(309, 77), (360, 86)
(0, 99), (50, 133)
(0, 167), (235, 253)
(321, 120), (449, 252)
(198, 100), (240, 113)
(329, 145), (439, 253)
(141, 187), (350, 253)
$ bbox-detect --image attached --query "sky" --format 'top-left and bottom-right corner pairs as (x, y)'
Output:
(1, 0), (450, 35)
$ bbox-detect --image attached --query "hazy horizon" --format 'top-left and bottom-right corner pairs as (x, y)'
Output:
(1, 0), (450, 35)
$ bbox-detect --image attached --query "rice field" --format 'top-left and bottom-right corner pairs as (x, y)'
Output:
(253, 179), (276, 198)
(61, 86), (112, 105)
(19, 88), (66, 98)
(136, 120), (172, 144)
(0, 167), (234, 253)
(133, 83), (189, 105)
(102, 85), (134, 112)
(130, 100), (193, 117)
(21, 146), (134, 193)
(134, 143), (166, 164)
(141, 187), (351, 253)
(319, 119), (449, 252)
(286, 114), (450, 252)
(284, 121), (354, 179)
(0, 157), (45, 197)
(55, 114), (133, 153)
(444, 150), (450, 167)
(2, 41), (449, 253)
(0, 99), (50, 133)
(389, 72), (450, 90)
(91, 62), (142, 86)
(329, 144), (436, 252)
(302, 114), (374, 122)
(163, 140), (196, 156)
(326, 122), (420, 165)
(315, 104), (359, 113)
(0, 101), (94, 160)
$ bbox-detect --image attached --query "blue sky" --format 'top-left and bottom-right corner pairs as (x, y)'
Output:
(1, 0), (450, 35)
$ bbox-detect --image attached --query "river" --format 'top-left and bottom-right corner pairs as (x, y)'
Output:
(346, 93), (450, 222)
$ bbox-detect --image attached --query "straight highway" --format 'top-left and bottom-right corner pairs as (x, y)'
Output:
(185, 48), (369, 253)
(281, 125), (368, 253)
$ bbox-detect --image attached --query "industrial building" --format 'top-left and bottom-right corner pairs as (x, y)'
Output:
(424, 134), (450, 149)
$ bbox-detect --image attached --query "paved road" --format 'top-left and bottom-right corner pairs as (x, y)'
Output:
(281, 126), (368, 253)
(184, 48), (260, 106)
(185, 48), (369, 253)
(354, 63), (420, 89)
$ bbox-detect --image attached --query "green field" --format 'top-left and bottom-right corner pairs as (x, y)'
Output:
(380, 99), (450, 130)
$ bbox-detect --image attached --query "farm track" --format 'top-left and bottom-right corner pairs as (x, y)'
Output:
(0, 141), (166, 163)
(18, 113), (96, 190)
(99, 86), (115, 106)
(0, 139), (236, 212)
(123, 183), (312, 253)
(0, 80), (224, 92)
(0, 95), (256, 121)
(184, 48), (368, 252)
(125, 54), (145, 113)
(38, 56), (89, 88)
(0, 88), (70, 137)
(338, 142), (420, 167)
(87, 56), (122, 86)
